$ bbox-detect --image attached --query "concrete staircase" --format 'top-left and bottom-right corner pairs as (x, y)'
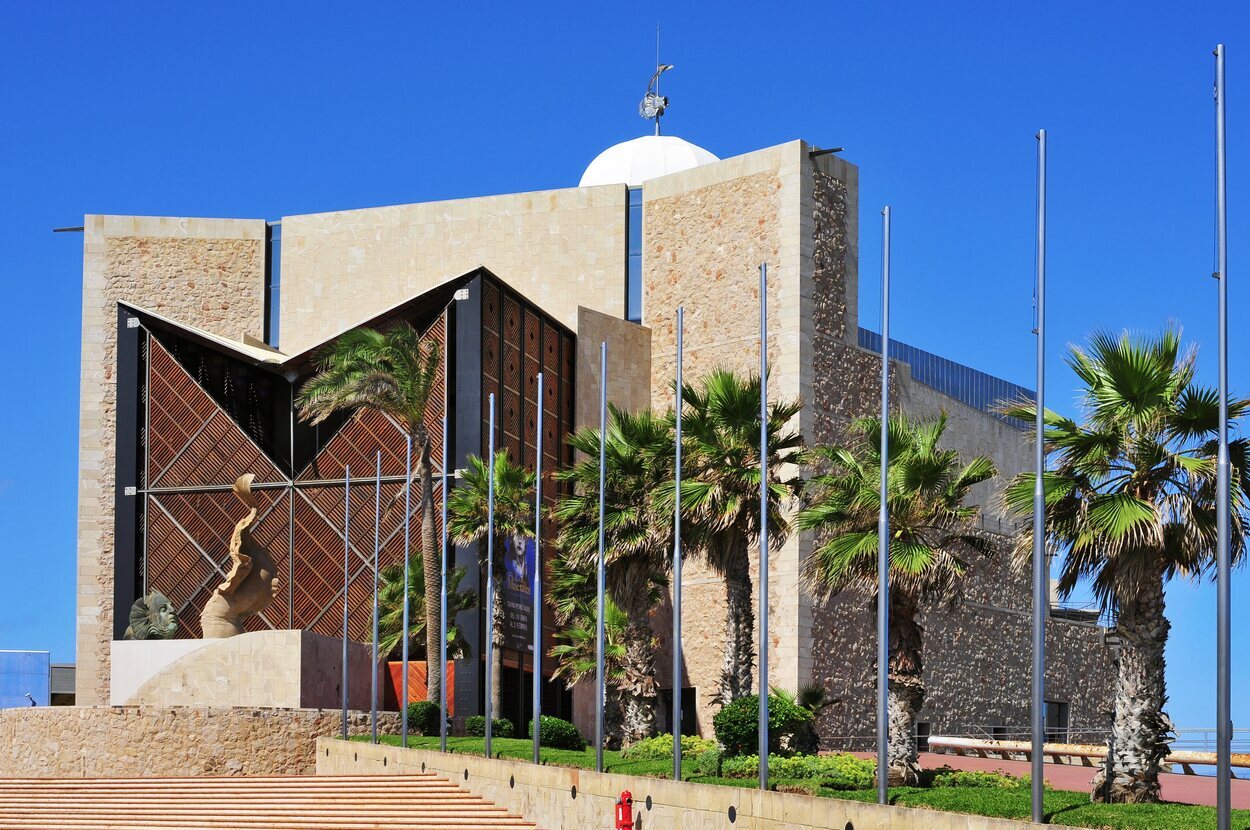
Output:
(0, 774), (538, 829)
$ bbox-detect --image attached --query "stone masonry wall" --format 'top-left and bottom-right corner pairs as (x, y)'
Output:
(77, 215), (266, 705)
(0, 707), (399, 777)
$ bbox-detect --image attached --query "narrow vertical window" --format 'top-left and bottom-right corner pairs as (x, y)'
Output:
(264, 221), (282, 347)
(626, 188), (643, 324)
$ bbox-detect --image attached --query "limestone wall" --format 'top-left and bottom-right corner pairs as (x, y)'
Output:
(0, 707), (398, 778)
(78, 216), (266, 705)
(278, 186), (628, 355)
(318, 738), (1048, 830)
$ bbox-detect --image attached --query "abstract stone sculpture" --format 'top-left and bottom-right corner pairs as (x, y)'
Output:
(199, 474), (280, 638)
(123, 590), (178, 640)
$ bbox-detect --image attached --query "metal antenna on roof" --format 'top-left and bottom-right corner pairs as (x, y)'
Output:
(640, 29), (673, 137)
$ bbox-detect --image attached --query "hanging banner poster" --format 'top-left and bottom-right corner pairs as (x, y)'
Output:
(501, 537), (535, 652)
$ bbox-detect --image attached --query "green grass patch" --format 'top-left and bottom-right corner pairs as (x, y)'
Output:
(351, 736), (1250, 829)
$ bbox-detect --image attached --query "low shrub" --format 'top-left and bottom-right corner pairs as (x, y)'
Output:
(527, 715), (586, 751)
(620, 733), (719, 761)
(720, 753), (875, 790)
(693, 747), (723, 778)
(464, 716), (514, 738)
(712, 694), (813, 756)
(405, 701), (441, 736)
(932, 768), (1026, 789)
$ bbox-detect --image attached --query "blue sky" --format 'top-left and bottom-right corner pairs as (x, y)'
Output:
(0, 1), (1245, 731)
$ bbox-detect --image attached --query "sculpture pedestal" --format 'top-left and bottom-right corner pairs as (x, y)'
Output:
(111, 630), (381, 710)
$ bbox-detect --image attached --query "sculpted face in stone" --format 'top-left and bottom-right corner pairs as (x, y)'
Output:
(199, 474), (280, 638)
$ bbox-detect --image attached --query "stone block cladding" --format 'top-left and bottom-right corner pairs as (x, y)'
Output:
(278, 185), (628, 355)
(0, 707), (398, 777)
(77, 216), (265, 705)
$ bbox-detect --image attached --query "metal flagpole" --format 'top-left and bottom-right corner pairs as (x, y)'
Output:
(1031, 128), (1048, 825)
(341, 465), (351, 740)
(486, 393), (497, 759)
(441, 413), (450, 753)
(673, 306), (684, 782)
(372, 450), (382, 745)
(596, 342), (608, 774)
(758, 263), (770, 793)
(1214, 42), (1231, 830)
(533, 372), (545, 766)
(877, 208), (891, 806)
(402, 435), (413, 748)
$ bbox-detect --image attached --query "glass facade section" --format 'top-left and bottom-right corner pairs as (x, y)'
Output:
(858, 327), (1034, 430)
(626, 187), (643, 323)
(264, 221), (282, 347)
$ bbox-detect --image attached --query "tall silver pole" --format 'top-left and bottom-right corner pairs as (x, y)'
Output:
(485, 393), (496, 758)
(877, 208), (891, 806)
(401, 435), (413, 748)
(1214, 42), (1231, 830)
(595, 342), (608, 774)
(1031, 128), (1048, 825)
(440, 413), (450, 753)
(758, 263), (770, 792)
(533, 372), (545, 766)
(672, 306), (684, 781)
(342, 465), (351, 740)
(371, 450), (382, 745)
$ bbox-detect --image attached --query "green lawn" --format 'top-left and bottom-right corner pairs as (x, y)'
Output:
(352, 735), (1250, 829)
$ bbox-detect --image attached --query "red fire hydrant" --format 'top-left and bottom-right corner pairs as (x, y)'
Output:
(614, 790), (634, 829)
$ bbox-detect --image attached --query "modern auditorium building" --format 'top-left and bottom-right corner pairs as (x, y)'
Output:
(75, 123), (1117, 748)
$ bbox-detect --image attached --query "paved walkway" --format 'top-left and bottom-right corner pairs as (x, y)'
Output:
(911, 751), (1250, 809)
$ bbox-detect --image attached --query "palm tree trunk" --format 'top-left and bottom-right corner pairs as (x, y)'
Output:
(617, 608), (659, 746)
(490, 567), (505, 716)
(418, 435), (441, 702)
(720, 539), (756, 703)
(1091, 567), (1171, 804)
(884, 593), (925, 787)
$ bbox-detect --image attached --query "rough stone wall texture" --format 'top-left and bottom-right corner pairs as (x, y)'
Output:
(78, 215), (266, 706)
(0, 707), (398, 777)
(319, 738), (1048, 830)
(574, 307), (653, 430)
(278, 186), (627, 355)
(114, 630), (380, 710)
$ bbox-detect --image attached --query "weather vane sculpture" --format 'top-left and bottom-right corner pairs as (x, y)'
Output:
(640, 62), (674, 135)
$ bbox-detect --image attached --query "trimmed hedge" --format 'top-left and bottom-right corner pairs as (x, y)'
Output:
(527, 715), (586, 751)
(465, 716), (514, 738)
(712, 693), (813, 756)
(932, 768), (1028, 790)
(620, 733), (719, 761)
(721, 752), (874, 790)
(405, 701), (441, 736)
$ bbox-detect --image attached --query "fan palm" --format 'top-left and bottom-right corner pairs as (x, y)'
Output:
(446, 449), (536, 715)
(375, 563), (476, 663)
(1003, 326), (1248, 803)
(555, 406), (674, 743)
(547, 549), (636, 748)
(677, 369), (803, 703)
(296, 322), (444, 699)
(797, 413), (995, 785)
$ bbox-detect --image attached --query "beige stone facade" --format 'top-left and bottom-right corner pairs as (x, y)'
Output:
(77, 216), (265, 705)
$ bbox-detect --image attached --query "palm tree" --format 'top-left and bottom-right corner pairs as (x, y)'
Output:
(555, 406), (674, 743)
(1003, 327), (1248, 803)
(375, 563), (476, 663)
(547, 549), (634, 748)
(677, 369), (803, 703)
(797, 413), (995, 785)
(446, 449), (535, 715)
(296, 322), (444, 699)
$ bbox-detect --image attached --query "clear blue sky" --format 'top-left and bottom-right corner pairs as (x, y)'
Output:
(0, 1), (1244, 731)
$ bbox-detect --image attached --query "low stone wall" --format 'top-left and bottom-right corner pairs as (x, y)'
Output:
(317, 738), (1047, 830)
(0, 707), (399, 778)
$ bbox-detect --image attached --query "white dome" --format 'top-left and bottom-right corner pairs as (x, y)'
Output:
(579, 135), (719, 188)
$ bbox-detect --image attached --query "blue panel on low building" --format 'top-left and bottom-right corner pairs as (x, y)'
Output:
(0, 651), (51, 708)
